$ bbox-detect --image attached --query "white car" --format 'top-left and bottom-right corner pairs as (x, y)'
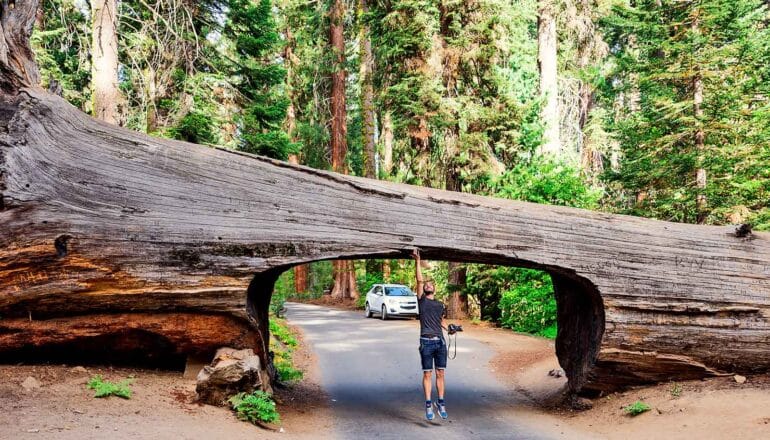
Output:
(364, 284), (419, 320)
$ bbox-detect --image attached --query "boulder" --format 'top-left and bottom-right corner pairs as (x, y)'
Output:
(196, 348), (262, 405)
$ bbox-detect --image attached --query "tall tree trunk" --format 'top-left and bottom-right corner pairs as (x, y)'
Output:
(359, 0), (376, 180)
(445, 168), (468, 319)
(537, 0), (560, 156)
(283, 28), (308, 293)
(287, 152), (308, 294)
(359, 1), (383, 281)
(146, 66), (157, 133)
(329, 0), (358, 299)
(382, 260), (391, 282)
(91, 0), (121, 124)
(381, 111), (394, 174)
(692, 13), (706, 224)
(330, 0), (347, 175)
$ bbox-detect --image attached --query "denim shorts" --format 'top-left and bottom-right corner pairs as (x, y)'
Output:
(419, 338), (447, 371)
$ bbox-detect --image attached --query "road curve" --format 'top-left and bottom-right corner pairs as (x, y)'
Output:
(285, 302), (580, 440)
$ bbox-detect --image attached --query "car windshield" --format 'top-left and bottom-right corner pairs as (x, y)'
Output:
(384, 286), (415, 296)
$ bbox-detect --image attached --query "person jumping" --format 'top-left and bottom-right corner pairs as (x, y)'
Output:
(412, 248), (449, 421)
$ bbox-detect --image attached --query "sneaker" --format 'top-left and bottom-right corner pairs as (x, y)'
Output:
(434, 401), (448, 419)
(425, 403), (435, 421)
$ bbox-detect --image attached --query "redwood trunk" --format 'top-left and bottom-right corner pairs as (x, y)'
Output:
(328, 0), (358, 300)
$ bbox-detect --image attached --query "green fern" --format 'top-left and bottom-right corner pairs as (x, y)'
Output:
(87, 375), (133, 399)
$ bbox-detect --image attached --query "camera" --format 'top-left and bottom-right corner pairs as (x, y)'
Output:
(447, 323), (463, 335)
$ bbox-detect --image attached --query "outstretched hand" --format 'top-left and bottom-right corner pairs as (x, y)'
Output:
(412, 248), (421, 260)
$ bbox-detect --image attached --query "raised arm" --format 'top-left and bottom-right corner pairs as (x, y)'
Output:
(412, 248), (424, 298)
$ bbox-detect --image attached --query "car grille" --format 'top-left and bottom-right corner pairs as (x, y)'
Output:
(400, 305), (416, 310)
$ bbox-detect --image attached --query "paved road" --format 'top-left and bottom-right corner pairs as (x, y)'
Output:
(285, 302), (568, 440)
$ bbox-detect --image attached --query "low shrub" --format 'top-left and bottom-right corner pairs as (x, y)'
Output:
(87, 375), (133, 399)
(229, 391), (280, 424)
(623, 400), (651, 416)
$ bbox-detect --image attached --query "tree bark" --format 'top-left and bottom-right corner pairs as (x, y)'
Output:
(330, 0), (347, 174)
(692, 12), (706, 224)
(359, 0), (376, 180)
(381, 111), (394, 174)
(537, 0), (560, 156)
(91, 0), (121, 125)
(4, 3), (770, 394)
(328, 0), (358, 300)
(445, 159), (468, 319)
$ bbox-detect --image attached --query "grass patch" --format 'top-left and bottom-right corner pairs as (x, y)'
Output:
(623, 400), (651, 416)
(87, 375), (133, 399)
(270, 318), (298, 347)
(275, 359), (303, 382)
(229, 391), (280, 424)
(269, 317), (304, 383)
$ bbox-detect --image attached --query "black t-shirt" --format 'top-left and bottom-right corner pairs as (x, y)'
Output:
(418, 296), (445, 338)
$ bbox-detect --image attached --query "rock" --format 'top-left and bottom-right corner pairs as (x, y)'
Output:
(196, 348), (262, 406)
(70, 366), (88, 374)
(21, 376), (40, 392)
(734, 374), (747, 384)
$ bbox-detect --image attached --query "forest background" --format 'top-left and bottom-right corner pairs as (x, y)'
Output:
(34, 0), (770, 337)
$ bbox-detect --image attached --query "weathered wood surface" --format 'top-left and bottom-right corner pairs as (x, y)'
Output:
(2, 0), (770, 393)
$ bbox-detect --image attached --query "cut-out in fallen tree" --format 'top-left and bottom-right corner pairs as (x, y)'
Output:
(2, 0), (770, 395)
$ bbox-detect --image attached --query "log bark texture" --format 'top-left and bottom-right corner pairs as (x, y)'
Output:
(2, 0), (770, 394)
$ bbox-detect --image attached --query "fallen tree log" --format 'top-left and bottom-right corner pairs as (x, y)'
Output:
(2, 0), (770, 394)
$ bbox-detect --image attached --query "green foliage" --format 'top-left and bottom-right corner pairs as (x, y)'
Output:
(488, 156), (603, 209)
(87, 375), (133, 399)
(601, 0), (770, 224)
(229, 391), (280, 424)
(467, 157), (600, 336)
(31, 0), (91, 110)
(497, 268), (556, 335)
(274, 355), (304, 382)
(225, 0), (296, 160)
(623, 401), (651, 416)
(170, 111), (218, 144)
(670, 382), (683, 398)
(269, 318), (303, 383)
(270, 318), (298, 347)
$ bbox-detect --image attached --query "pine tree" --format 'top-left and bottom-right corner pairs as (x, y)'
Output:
(225, 0), (294, 159)
(602, 0), (770, 224)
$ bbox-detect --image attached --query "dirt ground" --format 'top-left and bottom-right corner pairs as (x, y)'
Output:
(2, 310), (770, 439)
(460, 320), (770, 440)
(0, 321), (331, 440)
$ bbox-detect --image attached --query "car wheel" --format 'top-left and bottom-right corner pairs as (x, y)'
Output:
(381, 305), (388, 320)
(365, 302), (373, 318)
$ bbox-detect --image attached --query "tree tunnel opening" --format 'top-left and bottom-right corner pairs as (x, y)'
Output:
(246, 253), (605, 395)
